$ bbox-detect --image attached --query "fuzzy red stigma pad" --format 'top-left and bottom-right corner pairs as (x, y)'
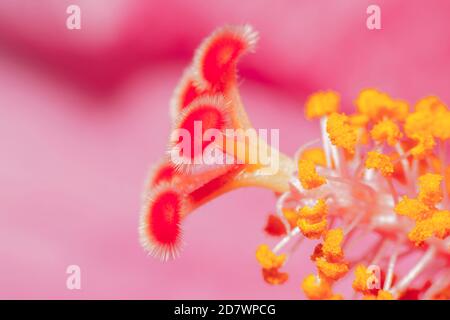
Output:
(148, 191), (181, 244)
(172, 96), (230, 164)
(201, 36), (244, 91)
(178, 106), (225, 159)
(140, 186), (185, 259)
(195, 25), (258, 91)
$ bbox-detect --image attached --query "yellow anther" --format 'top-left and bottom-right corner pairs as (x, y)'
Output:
(431, 210), (450, 239)
(327, 112), (358, 154)
(432, 111), (450, 141)
(305, 91), (340, 119)
(356, 88), (391, 120)
(356, 88), (409, 122)
(415, 96), (447, 114)
(349, 113), (370, 128)
(409, 133), (435, 159)
(298, 199), (328, 221)
(322, 228), (344, 262)
(405, 96), (450, 140)
(408, 210), (450, 246)
(370, 119), (403, 146)
(405, 96), (449, 141)
(298, 159), (326, 189)
(365, 151), (394, 177)
(352, 264), (371, 293)
(301, 274), (333, 300)
(255, 244), (286, 269)
(390, 99), (410, 122)
(394, 196), (433, 221)
(404, 111), (434, 138)
(418, 173), (443, 206)
(316, 258), (349, 281)
(297, 217), (328, 239)
(300, 147), (327, 167)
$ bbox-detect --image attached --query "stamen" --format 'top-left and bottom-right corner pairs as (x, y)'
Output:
(320, 117), (332, 168)
(144, 25), (450, 299)
(330, 145), (341, 172)
(273, 227), (300, 254)
(276, 192), (293, 233)
(383, 243), (400, 291)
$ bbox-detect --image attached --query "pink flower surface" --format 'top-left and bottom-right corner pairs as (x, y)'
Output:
(0, 0), (449, 299)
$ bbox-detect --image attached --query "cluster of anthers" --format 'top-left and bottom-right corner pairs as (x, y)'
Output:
(139, 25), (450, 300)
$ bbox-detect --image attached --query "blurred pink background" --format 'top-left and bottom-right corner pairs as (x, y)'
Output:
(0, 0), (449, 299)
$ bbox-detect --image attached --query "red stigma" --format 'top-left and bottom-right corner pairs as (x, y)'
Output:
(171, 96), (229, 164)
(140, 186), (185, 260)
(194, 25), (258, 91)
